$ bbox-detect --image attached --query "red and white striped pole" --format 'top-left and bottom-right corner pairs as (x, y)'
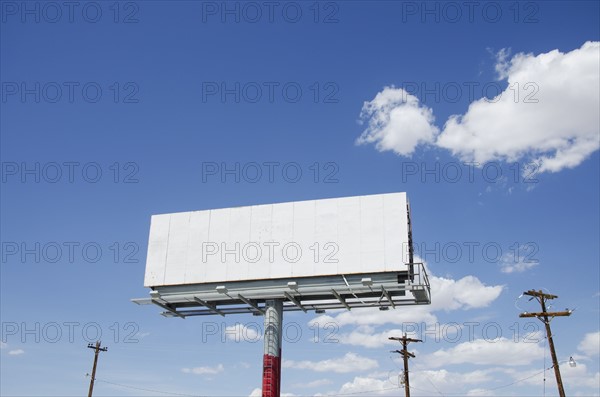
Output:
(262, 299), (283, 397)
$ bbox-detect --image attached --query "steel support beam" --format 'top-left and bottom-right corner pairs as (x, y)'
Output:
(193, 297), (225, 317)
(284, 292), (307, 313)
(238, 294), (265, 315)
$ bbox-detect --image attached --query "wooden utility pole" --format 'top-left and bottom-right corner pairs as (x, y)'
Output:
(519, 290), (572, 397)
(87, 341), (108, 397)
(389, 334), (422, 397)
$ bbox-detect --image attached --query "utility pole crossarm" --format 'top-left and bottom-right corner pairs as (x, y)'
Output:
(389, 336), (422, 343)
(523, 290), (558, 300)
(519, 311), (572, 318)
(390, 349), (416, 358)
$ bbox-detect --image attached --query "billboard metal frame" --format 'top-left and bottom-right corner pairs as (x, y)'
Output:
(132, 263), (430, 317)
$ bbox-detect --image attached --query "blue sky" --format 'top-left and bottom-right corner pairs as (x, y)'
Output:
(1, 1), (599, 396)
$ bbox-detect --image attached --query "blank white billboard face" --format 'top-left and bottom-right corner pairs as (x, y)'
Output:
(144, 192), (411, 287)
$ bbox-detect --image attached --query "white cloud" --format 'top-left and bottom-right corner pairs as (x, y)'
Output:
(410, 368), (497, 394)
(291, 379), (333, 389)
(336, 376), (395, 395)
(8, 349), (24, 356)
(181, 364), (224, 375)
(429, 275), (503, 311)
(326, 370), (499, 396)
(356, 86), (439, 156)
(0, 341), (7, 349)
(337, 322), (468, 349)
(302, 363), (599, 397)
(499, 259), (538, 274)
(506, 363), (600, 392)
(423, 336), (545, 368)
(465, 388), (496, 396)
(439, 41), (600, 172)
(332, 365), (600, 397)
(283, 352), (378, 373)
(501, 262), (537, 274)
(336, 326), (412, 348)
(561, 364), (600, 391)
(578, 331), (600, 356)
(358, 42), (600, 174)
(431, 369), (493, 384)
(494, 47), (512, 79)
(498, 248), (539, 274)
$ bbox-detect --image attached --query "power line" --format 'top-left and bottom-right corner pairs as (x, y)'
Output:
(93, 378), (206, 397)
(405, 367), (549, 396)
(485, 368), (547, 391)
(92, 376), (399, 397)
(406, 361), (445, 396)
(91, 368), (553, 397)
(543, 333), (548, 397)
(321, 386), (399, 396)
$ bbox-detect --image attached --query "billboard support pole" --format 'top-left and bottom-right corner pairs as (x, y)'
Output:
(262, 299), (283, 397)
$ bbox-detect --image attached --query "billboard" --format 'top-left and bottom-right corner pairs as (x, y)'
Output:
(144, 192), (412, 287)
(136, 192), (429, 393)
